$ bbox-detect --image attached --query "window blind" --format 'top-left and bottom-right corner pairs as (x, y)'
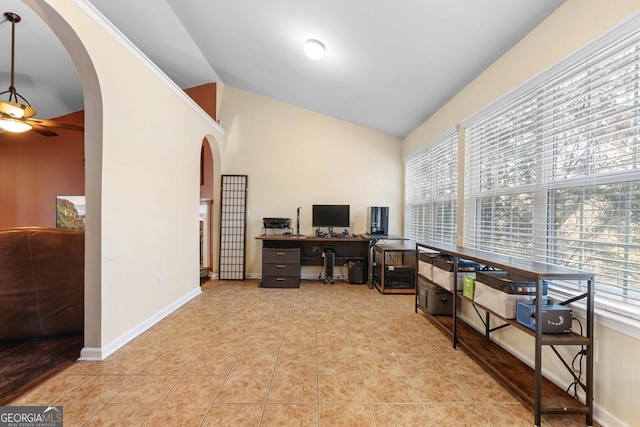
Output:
(463, 17), (640, 319)
(404, 127), (458, 244)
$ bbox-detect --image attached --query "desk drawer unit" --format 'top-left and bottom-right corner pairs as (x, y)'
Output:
(262, 248), (300, 288)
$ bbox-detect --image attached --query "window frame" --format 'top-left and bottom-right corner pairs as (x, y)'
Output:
(460, 14), (640, 333)
(404, 126), (459, 245)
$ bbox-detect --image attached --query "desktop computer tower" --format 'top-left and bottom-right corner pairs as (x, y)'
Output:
(367, 207), (389, 236)
(324, 250), (335, 284)
(348, 260), (365, 284)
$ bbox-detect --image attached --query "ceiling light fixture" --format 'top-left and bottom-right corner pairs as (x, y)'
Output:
(0, 117), (32, 132)
(304, 39), (325, 60)
(0, 11), (84, 136)
(0, 12), (34, 128)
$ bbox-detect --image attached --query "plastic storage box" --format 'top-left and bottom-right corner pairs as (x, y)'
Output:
(418, 276), (453, 315)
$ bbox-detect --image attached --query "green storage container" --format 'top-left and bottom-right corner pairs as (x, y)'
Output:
(463, 275), (476, 300)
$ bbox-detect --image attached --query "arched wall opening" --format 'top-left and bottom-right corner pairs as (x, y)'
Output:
(199, 139), (214, 277)
(204, 135), (223, 279)
(25, 0), (225, 360)
(24, 0), (104, 351)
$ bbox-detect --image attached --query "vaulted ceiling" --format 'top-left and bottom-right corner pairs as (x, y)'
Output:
(1, 0), (565, 137)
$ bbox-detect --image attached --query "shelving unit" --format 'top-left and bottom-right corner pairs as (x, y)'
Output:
(415, 242), (594, 427)
(372, 243), (416, 294)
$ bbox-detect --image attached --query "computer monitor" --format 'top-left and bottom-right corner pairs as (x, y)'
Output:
(312, 204), (350, 228)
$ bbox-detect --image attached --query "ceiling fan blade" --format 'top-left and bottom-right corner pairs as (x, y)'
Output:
(0, 100), (37, 118)
(25, 117), (84, 131)
(29, 124), (59, 137)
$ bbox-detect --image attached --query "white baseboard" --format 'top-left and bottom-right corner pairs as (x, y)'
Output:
(78, 347), (102, 361)
(78, 287), (202, 361)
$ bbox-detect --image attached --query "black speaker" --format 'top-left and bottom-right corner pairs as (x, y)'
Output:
(324, 250), (335, 284)
(348, 260), (365, 284)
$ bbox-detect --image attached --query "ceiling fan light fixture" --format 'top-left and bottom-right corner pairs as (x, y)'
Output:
(0, 117), (32, 133)
(304, 39), (326, 60)
(0, 100), (27, 118)
(0, 11), (82, 137)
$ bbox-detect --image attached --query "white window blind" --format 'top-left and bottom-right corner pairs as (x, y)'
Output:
(404, 127), (458, 244)
(463, 17), (640, 320)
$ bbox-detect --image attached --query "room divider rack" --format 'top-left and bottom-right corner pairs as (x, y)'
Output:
(218, 175), (247, 280)
(415, 242), (595, 427)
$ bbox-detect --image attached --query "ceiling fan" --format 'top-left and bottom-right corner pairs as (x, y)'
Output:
(0, 11), (83, 137)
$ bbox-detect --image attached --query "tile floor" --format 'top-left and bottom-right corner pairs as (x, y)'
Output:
(12, 279), (590, 426)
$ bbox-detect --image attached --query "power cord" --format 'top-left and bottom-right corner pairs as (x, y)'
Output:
(566, 317), (586, 398)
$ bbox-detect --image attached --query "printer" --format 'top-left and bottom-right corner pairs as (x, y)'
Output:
(263, 218), (291, 229)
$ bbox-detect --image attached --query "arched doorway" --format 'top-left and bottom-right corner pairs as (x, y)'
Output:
(23, 0), (104, 357)
(26, 1), (225, 361)
(200, 139), (214, 281)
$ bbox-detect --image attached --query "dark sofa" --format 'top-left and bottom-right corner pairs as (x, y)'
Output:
(0, 227), (84, 340)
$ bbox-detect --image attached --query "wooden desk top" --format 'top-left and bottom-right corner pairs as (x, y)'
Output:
(416, 241), (593, 280)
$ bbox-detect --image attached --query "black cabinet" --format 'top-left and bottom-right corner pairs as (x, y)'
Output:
(261, 248), (300, 288)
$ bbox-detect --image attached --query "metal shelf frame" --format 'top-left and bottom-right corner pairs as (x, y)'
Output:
(415, 242), (594, 427)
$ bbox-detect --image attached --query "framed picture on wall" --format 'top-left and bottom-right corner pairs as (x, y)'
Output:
(56, 195), (86, 229)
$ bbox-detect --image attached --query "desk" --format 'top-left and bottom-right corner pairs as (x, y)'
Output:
(256, 235), (370, 266)
(256, 235), (370, 285)
(360, 233), (407, 246)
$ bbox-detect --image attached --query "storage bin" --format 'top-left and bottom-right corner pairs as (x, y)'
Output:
(432, 256), (480, 272)
(418, 260), (433, 280)
(418, 251), (436, 280)
(473, 281), (532, 319)
(432, 268), (475, 292)
(430, 256), (480, 292)
(419, 252), (435, 263)
(418, 276), (452, 315)
(475, 271), (547, 295)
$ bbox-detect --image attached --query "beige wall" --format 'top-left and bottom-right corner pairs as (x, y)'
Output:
(34, 0), (224, 358)
(405, 0), (640, 156)
(404, 1), (640, 426)
(218, 86), (403, 277)
(0, 111), (84, 229)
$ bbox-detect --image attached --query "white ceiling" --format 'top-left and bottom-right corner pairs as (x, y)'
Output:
(1, 0), (565, 137)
